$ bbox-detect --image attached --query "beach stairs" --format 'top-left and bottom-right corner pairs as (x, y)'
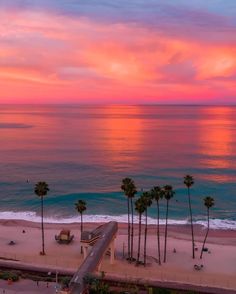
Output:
(80, 224), (104, 246)
(80, 224), (113, 258)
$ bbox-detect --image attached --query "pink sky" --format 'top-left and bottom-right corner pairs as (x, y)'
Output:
(0, 1), (236, 104)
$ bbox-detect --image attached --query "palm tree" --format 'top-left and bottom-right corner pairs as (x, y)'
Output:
(150, 186), (163, 265)
(163, 185), (175, 263)
(200, 196), (215, 259)
(135, 198), (145, 265)
(184, 174), (195, 259)
(34, 181), (49, 255)
(141, 191), (152, 266)
(121, 178), (137, 261)
(75, 199), (87, 253)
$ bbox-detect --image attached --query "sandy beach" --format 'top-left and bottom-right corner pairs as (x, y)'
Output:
(0, 219), (235, 292)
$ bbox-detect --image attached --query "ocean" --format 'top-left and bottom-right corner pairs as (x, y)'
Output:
(0, 104), (236, 229)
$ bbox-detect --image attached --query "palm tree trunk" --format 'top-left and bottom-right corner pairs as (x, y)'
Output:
(188, 187), (195, 259)
(81, 213), (83, 233)
(130, 197), (134, 261)
(137, 213), (142, 265)
(163, 200), (169, 263)
(200, 208), (209, 259)
(156, 200), (161, 265)
(144, 208), (148, 266)
(41, 196), (45, 255)
(80, 213), (83, 254)
(127, 197), (131, 260)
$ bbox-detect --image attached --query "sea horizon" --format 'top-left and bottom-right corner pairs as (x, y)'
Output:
(1, 103), (236, 106)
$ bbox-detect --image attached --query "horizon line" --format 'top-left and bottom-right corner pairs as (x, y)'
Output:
(0, 103), (236, 107)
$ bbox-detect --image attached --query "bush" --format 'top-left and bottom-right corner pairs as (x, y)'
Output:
(0, 271), (19, 282)
(83, 273), (110, 293)
(152, 288), (171, 294)
(60, 276), (71, 289)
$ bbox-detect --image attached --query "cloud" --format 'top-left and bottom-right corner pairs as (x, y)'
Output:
(0, 1), (236, 103)
(1, 1), (236, 35)
(0, 123), (33, 128)
(160, 60), (196, 83)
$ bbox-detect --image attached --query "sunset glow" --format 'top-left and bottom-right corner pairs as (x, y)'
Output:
(1, 1), (236, 104)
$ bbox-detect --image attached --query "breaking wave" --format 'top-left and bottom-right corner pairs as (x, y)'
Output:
(0, 211), (235, 230)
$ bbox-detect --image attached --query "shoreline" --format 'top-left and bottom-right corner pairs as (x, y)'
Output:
(0, 211), (235, 230)
(1, 219), (236, 245)
(0, 211), (236, 231)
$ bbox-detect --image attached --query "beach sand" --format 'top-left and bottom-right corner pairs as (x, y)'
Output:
(0, 219), (235, 291)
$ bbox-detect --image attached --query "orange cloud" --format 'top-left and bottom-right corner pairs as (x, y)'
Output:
(0, 9), (236, 103)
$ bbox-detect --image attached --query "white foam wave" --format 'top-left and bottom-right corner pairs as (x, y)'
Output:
(195, 219), (236, 230)
(0, 211), (235, 230)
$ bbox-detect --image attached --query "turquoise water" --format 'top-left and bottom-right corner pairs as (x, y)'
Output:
(0, 105), (236, 229)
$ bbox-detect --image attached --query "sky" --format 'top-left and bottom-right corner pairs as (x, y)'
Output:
(0, 0), (236, 104)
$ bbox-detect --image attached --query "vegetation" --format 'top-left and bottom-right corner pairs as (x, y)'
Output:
(141, 191), (152, 266)
(163, 185), (175, 263)
(150, 186), (163, 265)
(34, 181), (49, 255)
(84, 274), (203, 293)
(184, 175), (195, 259)
(150, 288), (199, 294)
(75, 199), (87, 253)
(84, 272), (110, 294)
(134, 197), (145, 265)
(60, 276), (71, 289)
(20, 271), (70, 283)
(0, 271), (19, 281)
(121, 178), (137, 261)
(0, 269), (205, 293)
(200, 196), (215, 259)
(119, 177), (215, 265)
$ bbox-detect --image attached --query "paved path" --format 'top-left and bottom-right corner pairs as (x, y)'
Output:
(0, 279), (57, 294)
(70, 221), (118, 294)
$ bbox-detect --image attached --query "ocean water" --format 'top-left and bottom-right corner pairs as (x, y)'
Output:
(0, 105), (236, 229)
